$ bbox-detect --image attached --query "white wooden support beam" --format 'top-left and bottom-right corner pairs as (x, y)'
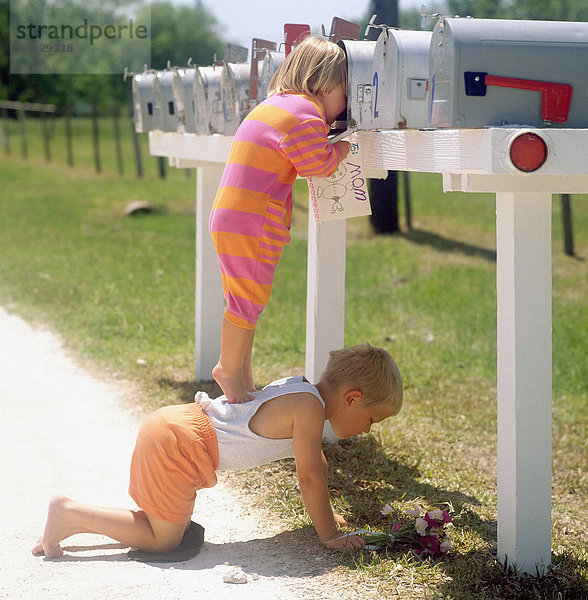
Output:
(305, 217), (347, 381)
(195, 164), (225, 381)
(495, 191), (552, 575)
(305, 217), (346, 442)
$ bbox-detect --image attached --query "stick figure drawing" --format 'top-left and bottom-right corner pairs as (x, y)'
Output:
(316, 162), (355, 214)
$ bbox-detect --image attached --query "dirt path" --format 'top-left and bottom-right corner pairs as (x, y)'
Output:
(0, 307), (373, 600)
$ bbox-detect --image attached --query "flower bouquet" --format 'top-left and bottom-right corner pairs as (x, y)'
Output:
(359, 506), (453, 557)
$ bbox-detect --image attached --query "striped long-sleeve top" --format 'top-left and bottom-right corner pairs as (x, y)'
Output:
(209, 92), (344, 329)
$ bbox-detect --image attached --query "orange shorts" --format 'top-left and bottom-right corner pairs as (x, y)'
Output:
(128, 403), (219, 524)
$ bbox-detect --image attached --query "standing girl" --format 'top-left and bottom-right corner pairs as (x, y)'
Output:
(209, 36), (350, 403)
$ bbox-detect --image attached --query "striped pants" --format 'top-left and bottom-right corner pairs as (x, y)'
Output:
(209, 193), (292, 330)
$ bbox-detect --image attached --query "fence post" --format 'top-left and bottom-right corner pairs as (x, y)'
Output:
(40, 110), (53, 162)
(402, 171), (413, 230)
(65, 110), (74, 167)
(157, 156), (166, 179)
(1, 108), (11, 155)
(92, 105), (101, 173)
(18, 109), (27, 159)
(113, 107), (124, 175)
(130, 117), (144, 178)
(561, 194), (575, 256)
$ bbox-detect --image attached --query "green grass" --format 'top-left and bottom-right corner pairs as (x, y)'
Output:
(0, 124), (586, 599)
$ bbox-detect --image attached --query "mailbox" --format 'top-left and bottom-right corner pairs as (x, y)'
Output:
(153, 70), (178, 132)
(429, 17), (588, 128)
(194, 66), (223, 135)
(259, 51), (284, 101)
(336, 40), (376, 132)
(371, 29), (432, 129)
(132, 71), (156, 133)
(250, 39), (277, 103)
(221, 62), (253, 135)
(172, 67), (197, 133)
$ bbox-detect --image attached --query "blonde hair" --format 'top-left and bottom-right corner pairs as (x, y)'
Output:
(320, 343), (403, 416)
(268, 36), (347, 97)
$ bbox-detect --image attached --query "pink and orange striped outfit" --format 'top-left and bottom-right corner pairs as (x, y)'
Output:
(209, 92), (344, 329)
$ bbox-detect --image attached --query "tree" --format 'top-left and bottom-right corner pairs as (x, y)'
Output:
(446, 0), (588, 20)
(0, 0), (225, 113)
(146, 1), (224, 70)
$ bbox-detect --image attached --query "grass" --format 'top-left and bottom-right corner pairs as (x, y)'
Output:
(0, 119), (586, 599)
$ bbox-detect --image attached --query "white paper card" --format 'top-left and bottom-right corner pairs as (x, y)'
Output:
(307, 139), (371, 222)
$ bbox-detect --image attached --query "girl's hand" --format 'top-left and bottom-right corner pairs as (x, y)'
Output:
(323, 531), (365, 551)
(334, 140), (351, 160)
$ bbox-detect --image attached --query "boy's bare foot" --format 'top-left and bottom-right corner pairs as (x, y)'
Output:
(212, 363), (253, 404)
(32, 495), (74, 558)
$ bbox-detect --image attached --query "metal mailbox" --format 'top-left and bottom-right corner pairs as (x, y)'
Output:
(172, 67), (197, 133)
(152, 70), (178, 132)
(371, 29), (432, 129)
(259, 51), (284, 101)
(132, 71), (156, 133)
(221, 62), (253, 135)
(194, 66), (223, 135)
(336, 40), (376, 132)
(429, 17), (588, 128)
(250, 39), (277, 103)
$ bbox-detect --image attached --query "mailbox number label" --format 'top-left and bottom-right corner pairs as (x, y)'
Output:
(373, 72), (379, 119)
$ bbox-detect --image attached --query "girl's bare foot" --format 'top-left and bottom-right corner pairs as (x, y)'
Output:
(212, 363), (253, 404)
(32, 495), (75, 558)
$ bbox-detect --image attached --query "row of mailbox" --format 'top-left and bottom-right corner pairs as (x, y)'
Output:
(133, 17), (588, 136)
(133, 48), (284, 135)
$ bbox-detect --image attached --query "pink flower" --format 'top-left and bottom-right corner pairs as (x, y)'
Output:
(406, 508), (420, 518)
(425, 513), (438, 527)
(427, 536), (440, 555)
(391, 523), (402, 532)
(441, 541), (452, 553)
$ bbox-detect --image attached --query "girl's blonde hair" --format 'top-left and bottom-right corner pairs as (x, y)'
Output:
(268, 36), (347, 97)
(320, 343), (403, 416)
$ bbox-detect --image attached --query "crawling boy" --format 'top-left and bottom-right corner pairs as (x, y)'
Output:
(32, 343), (402, 558)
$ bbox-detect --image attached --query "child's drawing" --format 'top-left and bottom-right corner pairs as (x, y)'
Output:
(316, 163), (356, 214)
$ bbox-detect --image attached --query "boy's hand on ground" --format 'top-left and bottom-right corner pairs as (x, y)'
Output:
(323, 532), (365, 551)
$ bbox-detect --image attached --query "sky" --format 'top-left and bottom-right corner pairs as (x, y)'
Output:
(195, 0), (428, 50)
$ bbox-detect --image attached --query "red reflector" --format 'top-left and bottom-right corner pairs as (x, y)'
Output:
(509, 133), (548, 172)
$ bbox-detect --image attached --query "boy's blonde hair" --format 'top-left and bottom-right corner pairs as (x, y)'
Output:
(268, 36), (347, 97)
(320, 343), (403, 416)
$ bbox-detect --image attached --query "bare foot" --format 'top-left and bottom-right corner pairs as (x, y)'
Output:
(212, 363), (253, 404)
(31, 495), (74, 558)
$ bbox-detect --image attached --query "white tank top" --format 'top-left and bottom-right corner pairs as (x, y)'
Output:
(195, 376), (325, 471)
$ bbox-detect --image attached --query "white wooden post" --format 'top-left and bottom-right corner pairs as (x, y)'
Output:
(305, 217), (347, 382)
(195, 164), (225, 381)
(496, 191), (552, 574)
(305, 217), (346, 442)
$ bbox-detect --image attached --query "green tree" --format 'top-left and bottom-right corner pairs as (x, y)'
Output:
(446, 0), (506, 18)
(0, 0), (225, 112)
(503, 0), (588, 20)
(446, 0), (588, 19)
(147, 1), (224, 69)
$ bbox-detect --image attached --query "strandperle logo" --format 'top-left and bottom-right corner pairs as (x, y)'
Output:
(10, 1), (152, 75)
(14, 18), (149, 46)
